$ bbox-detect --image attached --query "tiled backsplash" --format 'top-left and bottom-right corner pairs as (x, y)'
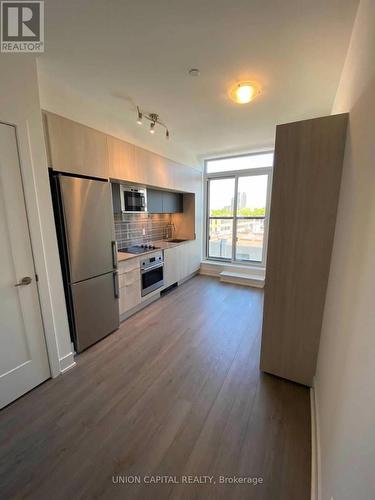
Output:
(114, 213), (172, 250)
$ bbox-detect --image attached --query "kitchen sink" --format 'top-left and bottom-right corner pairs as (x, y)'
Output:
(167, 239), (187, 243)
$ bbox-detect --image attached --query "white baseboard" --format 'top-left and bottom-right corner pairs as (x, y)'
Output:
(59, 352), (76, 374)
(310, 380), (321, 500)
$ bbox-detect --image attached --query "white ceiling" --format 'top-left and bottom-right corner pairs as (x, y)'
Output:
(38, 0), (358, 165)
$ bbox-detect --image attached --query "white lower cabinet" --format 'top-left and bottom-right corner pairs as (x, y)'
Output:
(163, 242), (200, 289)
(118, 258), (141, 316)
(163, 247), (181, 288)
(179, 242), (194, 279)
(117, 242), (200, 320)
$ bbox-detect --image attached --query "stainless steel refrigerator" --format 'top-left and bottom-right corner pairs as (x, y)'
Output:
(50, 173), (119, 352)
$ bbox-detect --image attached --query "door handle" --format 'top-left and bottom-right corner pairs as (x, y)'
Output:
(14, 276), (32, 287)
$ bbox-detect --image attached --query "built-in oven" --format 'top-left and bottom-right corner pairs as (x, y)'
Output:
(120, 185), (147, 213)
(141, 251), (164, 296)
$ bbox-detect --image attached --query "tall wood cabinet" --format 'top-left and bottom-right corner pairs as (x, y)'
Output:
(260, 114), (348, 386)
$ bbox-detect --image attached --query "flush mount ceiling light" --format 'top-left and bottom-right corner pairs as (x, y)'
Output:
(136, 106), (170, 139)
(229, 81), (261, 104)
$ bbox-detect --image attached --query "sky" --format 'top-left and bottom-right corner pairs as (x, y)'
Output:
(209, 175), (268, 211)
(207, 152), (272, 211)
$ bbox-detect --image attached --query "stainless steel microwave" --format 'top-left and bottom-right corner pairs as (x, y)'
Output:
(120, 185), (147, 213)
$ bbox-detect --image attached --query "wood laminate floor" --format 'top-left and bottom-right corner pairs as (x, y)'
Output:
(0, 276), (311, 500)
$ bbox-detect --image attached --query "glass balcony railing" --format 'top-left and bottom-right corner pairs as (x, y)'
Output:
(208, 216), (265, 262)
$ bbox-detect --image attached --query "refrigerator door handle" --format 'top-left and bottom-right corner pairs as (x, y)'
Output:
(113, 271), (119, 299)
(112, 240), (118, 269)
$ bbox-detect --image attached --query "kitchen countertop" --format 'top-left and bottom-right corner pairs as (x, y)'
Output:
(117, 239), (193, 262)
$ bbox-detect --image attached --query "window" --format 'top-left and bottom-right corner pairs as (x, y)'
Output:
(205, 152), (273, 266)
(207, 178), (235, 259)
(206, 151), (273, 174)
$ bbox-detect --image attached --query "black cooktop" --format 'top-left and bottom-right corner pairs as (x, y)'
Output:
(120, 244), (160, 254)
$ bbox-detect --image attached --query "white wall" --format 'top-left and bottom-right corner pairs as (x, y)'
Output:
(0, 55), (74, 375)
(315, 1), (375, 498)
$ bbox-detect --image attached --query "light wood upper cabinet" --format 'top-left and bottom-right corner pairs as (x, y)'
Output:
(44, 112), (109, 179)
(107, 135), (136, 182)
(134, 147), (172, 188)
(44, 113), (201, 267)
(110, 143), (175, 188)
(133, 149), (200, 193)
(43, 111), (201, 195)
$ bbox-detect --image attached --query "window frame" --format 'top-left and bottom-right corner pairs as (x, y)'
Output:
(204, 151), (273, 267)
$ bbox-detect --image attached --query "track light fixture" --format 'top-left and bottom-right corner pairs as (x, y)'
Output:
(136, 107), (170, 139)
(136, 107), (143, 125)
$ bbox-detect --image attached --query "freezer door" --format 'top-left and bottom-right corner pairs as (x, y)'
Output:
(71, 272), (119, 352)
(59, 175), (116, 283)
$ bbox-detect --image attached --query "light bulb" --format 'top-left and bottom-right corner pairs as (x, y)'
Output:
(235, 85), (254, 103)
(229, 81), (260, 104)
(150, 122), (155, 134)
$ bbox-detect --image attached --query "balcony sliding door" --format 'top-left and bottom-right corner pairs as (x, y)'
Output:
(235, 175), (268, 263)
(207, 177), (235, 259)
(206, 153), (273, 266)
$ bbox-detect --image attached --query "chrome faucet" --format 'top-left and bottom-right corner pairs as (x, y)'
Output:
(165, 222), (175, 240)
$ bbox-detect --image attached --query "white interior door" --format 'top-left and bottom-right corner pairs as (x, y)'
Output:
(0, 123), (50, 409)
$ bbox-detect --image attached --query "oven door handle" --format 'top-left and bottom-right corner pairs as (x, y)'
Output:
(141, 263), (164, 274)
